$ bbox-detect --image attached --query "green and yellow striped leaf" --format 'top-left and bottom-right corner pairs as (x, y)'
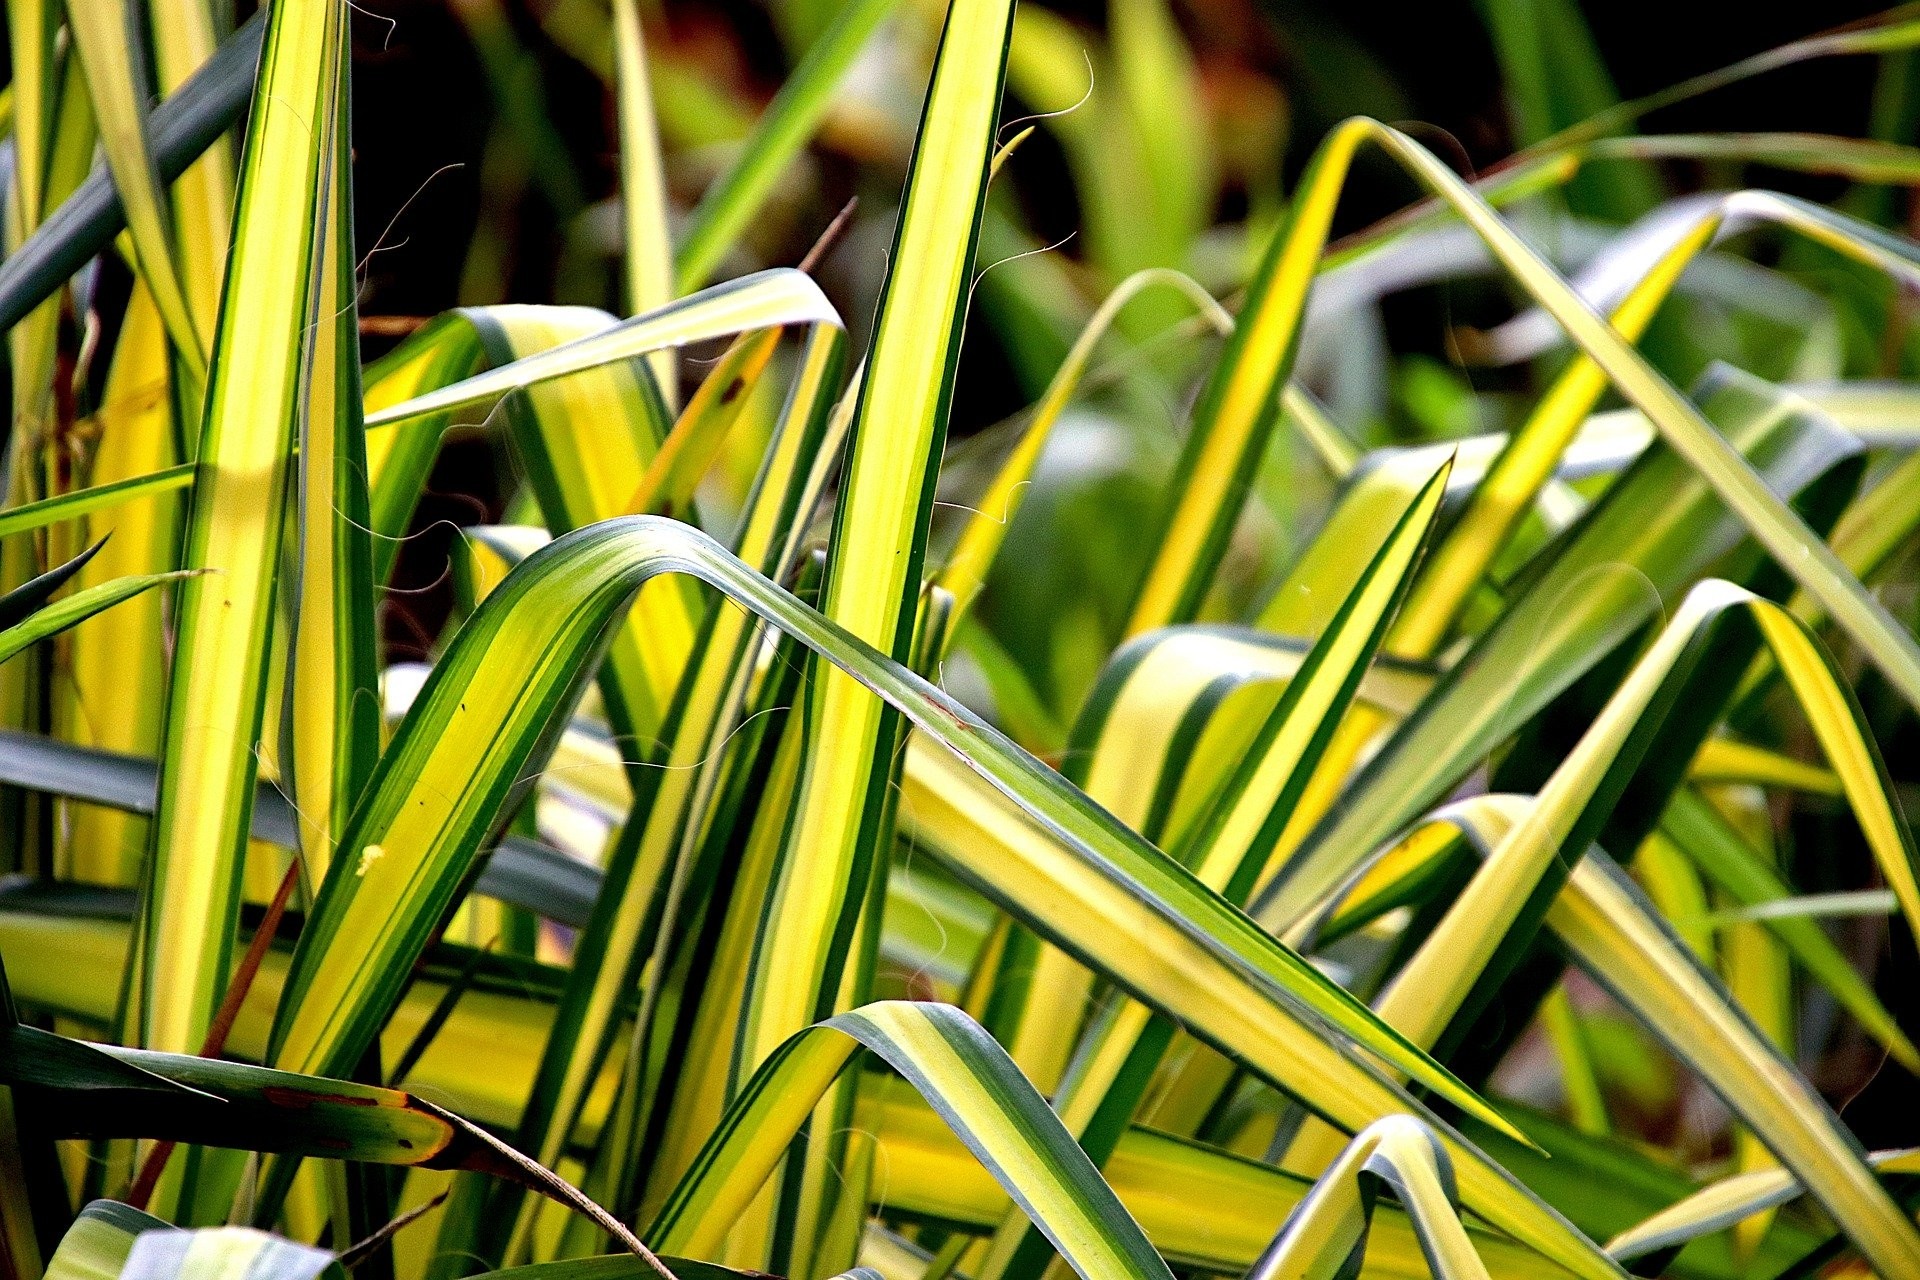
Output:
(730, 5), (1015, 1262)
(0, 464), (195, 544)
(141, 0), (346, 1056)
(975, 458), (1451, 1280)
(1246, 1117), (1491, 1280)
(1258, 365), (1858, 932)
(649, 1000), (1176, 1280)
(1340, 796), (1920, 1277)
(0, 572), (189, 665)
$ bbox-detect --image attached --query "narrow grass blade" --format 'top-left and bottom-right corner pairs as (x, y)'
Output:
(610, 0), (675, 401)
(0, 539), (107, 629)
(1539, 985), (1609, 1136)
(1387, 205), (1713, 658)
(367, 280), (840, 759)
(360, 316), (485, 580)
(37, 283), (183, 880)
(0, 573), (191, 664)
(0, 896), (579, 1140)
(10, 1023), (659, 1276)
(1124, 122), (1368, 632)
(636, 682), (812, 1224)
(1475, 189), (1920, 373)
(8, 1033), (480, 1169)
(0, 465), (195, 542)
(391, 306), (697, 759)
(1108, 0), (1214, 257)
(1687, 738), (1838, 795)
(6, 0), (64, 258)
(1180, 459), (1451, 903)
(620, 329), (781, 521)
(146, 0), (235, 351)
(0, 1024), (215, 1099)
(1661, 787), (1920, 1070)
(63, 0), (207, 382)
(1257, 449), (1463, 638)
(4, 11), (100, 567)
(674, 0), (900, 291)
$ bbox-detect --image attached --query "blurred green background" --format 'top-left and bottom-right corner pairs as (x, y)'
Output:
(349, 0), (1894, 419)
(347, 0), (1914, 711)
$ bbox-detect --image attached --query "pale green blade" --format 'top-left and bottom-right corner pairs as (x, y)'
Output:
(119, 1226), (340, 1280)
(43, 1201), (167, 1280)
